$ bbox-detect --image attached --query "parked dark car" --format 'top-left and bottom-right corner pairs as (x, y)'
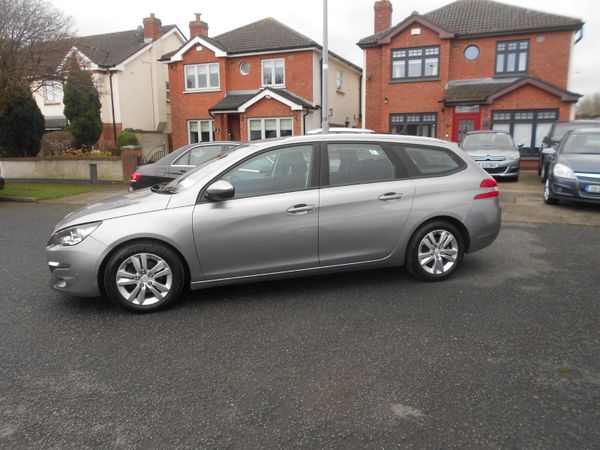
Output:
(543, 128), (600, 205)
(539, 120), (600, 181)
(0, 176), (4, 190)
(129, 141), (241, 191)
(460, 130), (521, 181)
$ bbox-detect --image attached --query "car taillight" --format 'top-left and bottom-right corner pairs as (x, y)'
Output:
(131, 172), (142, 182)
(474, 178), (499, 199)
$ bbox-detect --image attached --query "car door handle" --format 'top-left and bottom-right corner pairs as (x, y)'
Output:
(287, 204), (315, 214)
(378, 192), (403, 201)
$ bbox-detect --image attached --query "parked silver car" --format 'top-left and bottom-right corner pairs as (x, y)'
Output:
(461, 130), (521, 181)
(47, 134), (501, 312)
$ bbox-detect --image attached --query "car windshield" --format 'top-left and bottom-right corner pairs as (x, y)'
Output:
(462, 133), (514, 150)
(561, 133), (600, 155)
(153, 144), (249, 194)
(552, 122), (600, 141)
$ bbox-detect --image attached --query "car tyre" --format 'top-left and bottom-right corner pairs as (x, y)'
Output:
(103, 241), (185, 313)
(543, 178), (559, 205)
(406, 221), (465, 282)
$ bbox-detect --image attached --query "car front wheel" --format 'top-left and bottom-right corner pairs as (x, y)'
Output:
(103, 241), (185, 312)
(405, 221), (465, 282)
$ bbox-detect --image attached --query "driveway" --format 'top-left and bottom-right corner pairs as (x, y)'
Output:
(0, 201), (599, 448)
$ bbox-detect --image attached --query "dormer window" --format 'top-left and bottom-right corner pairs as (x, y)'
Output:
(496, 40), (529, 75)
(185, 63), (220, 91)
(261, 58), (285, 86)
(391, 46), (440, 81)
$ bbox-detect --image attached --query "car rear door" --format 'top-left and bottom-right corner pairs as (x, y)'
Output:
(192, 144), (320, 280)
(318, 142), (415, 266)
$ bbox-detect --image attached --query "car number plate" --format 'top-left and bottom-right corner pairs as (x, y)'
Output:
(584, 185), (600, 193)
(479, 163), (499, 169)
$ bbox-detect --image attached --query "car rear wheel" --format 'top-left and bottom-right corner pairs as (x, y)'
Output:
(543, 179), (559, 205)
(406, 221), (465, 282)
(103, 241), (185, 312)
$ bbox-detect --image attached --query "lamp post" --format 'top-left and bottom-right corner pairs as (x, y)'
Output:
(321, 0), (329, 133)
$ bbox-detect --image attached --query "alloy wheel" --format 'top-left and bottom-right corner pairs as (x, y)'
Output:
(417, 229), (459, 275)
(115, 253), (173, 306)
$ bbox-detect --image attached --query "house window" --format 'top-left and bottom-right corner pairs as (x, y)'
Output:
(44, 83), (61, 103)
(496, 40), (529, 75)
(165, 81), (170, 101)
(261, 58), (285, 86)
(185, 63), (220, 91)
(336, 70), (343, 91)
(491, 109), (558, 156)
(188, 120), (214, 143)
(391, 46), (439, 81)
(390, 113), (437, 138)
(248, 118), (293, 141)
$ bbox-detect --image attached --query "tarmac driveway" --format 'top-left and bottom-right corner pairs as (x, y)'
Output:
(0, 200), (599, 448)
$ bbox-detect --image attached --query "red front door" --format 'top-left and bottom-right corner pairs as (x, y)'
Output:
(452, 112), (481, 143)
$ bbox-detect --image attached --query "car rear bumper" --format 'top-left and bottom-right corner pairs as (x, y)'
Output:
(464, 197), (502, 253)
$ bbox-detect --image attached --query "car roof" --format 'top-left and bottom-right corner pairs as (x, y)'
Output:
(465, 130), (510, 135)
(565, 128), (600, 135)
(246, 133), (451, 148)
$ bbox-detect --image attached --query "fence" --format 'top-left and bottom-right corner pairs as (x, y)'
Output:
(0, 157), (124, 183)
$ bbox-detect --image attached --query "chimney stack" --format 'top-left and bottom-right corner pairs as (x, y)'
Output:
(189, 13), (209, 37)
(143, 13), (162, 41)
(374, 0), (393, 33)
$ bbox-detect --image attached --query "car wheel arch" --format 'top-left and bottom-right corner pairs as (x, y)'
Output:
(97, 238), (191, 296)
(406, 215), (471, 256)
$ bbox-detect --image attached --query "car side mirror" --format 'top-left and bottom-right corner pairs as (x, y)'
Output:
(541, 147), (556, 156)
(205, 180), (235, 201)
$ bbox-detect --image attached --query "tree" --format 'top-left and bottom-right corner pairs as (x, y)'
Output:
(63, 59), (103, 149)
(0, 89), (45, 156)
(576, 93), (600, 119)
(0, 0), (73, 112)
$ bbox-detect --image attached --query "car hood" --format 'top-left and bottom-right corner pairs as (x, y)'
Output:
(559, 154), (600, 173)
(463, 148), (516, 157)
(53, 188), (171, 232)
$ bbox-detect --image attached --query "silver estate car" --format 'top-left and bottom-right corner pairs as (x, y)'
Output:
(47, 134), (501, 313)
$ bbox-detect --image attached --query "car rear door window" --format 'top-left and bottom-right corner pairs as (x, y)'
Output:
(395, 145), (465, 177)
(327, 143), (395, 186)
(174, 145), (225, 166)
(222, 145), (314, 199)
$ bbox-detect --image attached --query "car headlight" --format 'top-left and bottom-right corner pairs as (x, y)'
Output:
(507, 152), (520, 161)
(51, 221), (102, 246)
(553, 163), (576, 180)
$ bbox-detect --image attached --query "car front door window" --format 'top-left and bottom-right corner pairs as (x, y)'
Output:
(222, 145), (313, 199)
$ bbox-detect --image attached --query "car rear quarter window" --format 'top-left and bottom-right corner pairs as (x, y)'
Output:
(326, 143), (396, 186)
(392, 145), (466, 177)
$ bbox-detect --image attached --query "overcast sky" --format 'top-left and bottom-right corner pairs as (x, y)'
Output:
(50, 0), (598, 97)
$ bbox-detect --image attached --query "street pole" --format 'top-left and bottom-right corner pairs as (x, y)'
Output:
(321, 0), (329, 133)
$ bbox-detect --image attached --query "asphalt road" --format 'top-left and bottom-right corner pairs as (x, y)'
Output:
(1, 201), (599, 449)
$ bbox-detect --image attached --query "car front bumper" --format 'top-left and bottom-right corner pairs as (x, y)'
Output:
(549, 176), (600, 204)
(46, 236), (108, 297)
(474, 160), (520, 178)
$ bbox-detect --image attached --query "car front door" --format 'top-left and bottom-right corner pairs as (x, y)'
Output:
(318, 142), (415, 266)
(192, 144), (319, 280)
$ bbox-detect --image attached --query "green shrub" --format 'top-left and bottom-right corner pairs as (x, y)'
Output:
(41, 130), (76, 156)
(0, 91), (45, 157)
(116, 130), (138, 150)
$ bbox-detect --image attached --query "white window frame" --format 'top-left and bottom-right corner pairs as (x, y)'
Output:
(261, 58), (285, 87)
(184, 63), (220, 92)
(248, 117), (293, 141)
(187, 119), (214, 144)
(336, 70), (343, 91)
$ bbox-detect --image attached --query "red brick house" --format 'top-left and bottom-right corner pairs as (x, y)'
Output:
(358, 0), (583, 157)
(162, 15), (362, 148)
